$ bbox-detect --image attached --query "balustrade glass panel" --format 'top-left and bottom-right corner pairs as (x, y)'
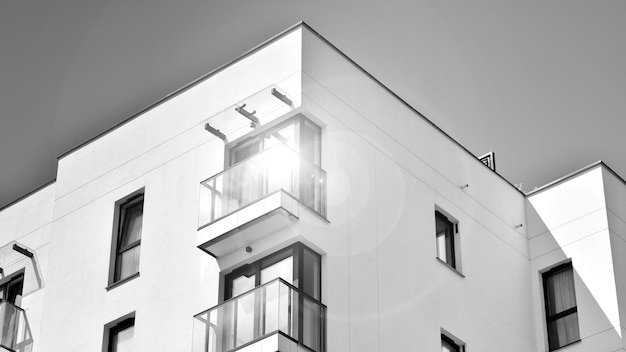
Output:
(198, 117), (327, 227)
(231, 274), (256, 300)
(193, 280), (324, 352)
(0, 301), (32, 352)
(303, 297), (322, 351)
(260, 256), (293, 285)
(234, 291), (256, 348)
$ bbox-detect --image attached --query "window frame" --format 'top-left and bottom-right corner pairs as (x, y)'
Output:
(441, 334), (460, 352)
(103, 314), (135, 352)
(435, 209), (462, 273)
(225, 114), (322, 168)
(108, 190), (144, 288)
(542, 261), (580, 351)
(223, 242), (321, 301)
(218, 114), (326, 219)
(221, 242), (324, 351)
(0, 270), (24, 305)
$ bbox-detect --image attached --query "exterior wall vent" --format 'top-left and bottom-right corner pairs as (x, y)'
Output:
(479, 151), (496, 172)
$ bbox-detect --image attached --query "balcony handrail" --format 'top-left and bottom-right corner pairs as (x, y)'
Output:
(200, 143), (322, 186)
(199, 143), (327, 227)
(0, 300), (25, 313)
(194, 277), (326, 319)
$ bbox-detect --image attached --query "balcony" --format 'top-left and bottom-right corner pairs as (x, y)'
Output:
(193, 278), (326, 352)
(198, 144), (326, 257)
(0, 301), (32, 352)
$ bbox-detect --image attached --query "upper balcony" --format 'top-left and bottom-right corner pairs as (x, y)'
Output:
(197, 142), (326, 257)
(192, 278), (326, 352)
(0, 301), (32, 352)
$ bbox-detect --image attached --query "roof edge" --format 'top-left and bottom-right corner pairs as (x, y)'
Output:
(55, 21), (522, 195)
(57, 21), (307, 160)
(0, 179), (56, 212)
(524, 160), (623, 196)
(300, 23), (525, 195)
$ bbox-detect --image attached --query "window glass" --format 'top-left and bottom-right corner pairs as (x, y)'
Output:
(227, 116), (320, 168)
(119, 202), (142, 247)
(0, 273), (23, 305)
(235, 292), (256, 347)
(543, 262), (580, 350)
(547, 313), (579, 349)
(260, 256), (293, 285)
(264, 121), (298, 151)
(221, 244), (323, 351)
(111, 325), (134, 352)
(222, 116), (325, 218)
(303, 249), (321, 300)
(224, 243), (320, 300)
(108, 318), (134, 352)
(435, 212), (455, 268)
(545, 267), (577, 314)
(231, 273), (256, 298)
(441, 335), (460, 352)
(302, 298), (321, 350)
(113, 194), (143, 283)
(230, 139), (260, 166)
(301, 119), (321, 165)
(436, 231), (449, 263)
(118, 246), (140, 281)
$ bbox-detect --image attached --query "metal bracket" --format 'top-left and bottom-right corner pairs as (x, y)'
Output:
(204, 123), (227, 143)
(13, 244), (33, 258)
(235, 104), (260, 128)
(271, 88), (293, 107)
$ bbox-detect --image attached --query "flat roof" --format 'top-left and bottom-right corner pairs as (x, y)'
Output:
(525, 160), (626, 196)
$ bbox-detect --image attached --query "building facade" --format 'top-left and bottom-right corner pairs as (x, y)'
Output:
(1, 23), (625, 352)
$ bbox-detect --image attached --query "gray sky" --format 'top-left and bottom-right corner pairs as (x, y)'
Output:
(1, 0), (625, 208)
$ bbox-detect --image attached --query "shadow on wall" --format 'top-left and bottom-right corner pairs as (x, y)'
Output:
(528, 202), (623, 352)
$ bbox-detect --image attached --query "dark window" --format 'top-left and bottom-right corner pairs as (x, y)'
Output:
(112, 193), (144, 284)
(441, 334), (460, 352)
(0, 272), (23, 305)
(543, 262), (580, 350)
(107, 317), (134, 352)
(435, 211), (456, 268)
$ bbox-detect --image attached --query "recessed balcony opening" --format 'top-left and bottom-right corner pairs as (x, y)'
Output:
(193, 243), (325, 352)
(198, 115), (327, 255)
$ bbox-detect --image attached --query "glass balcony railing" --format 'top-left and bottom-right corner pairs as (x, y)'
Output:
(193, 278), (326, 352)
(0, 301), (32, 352)
(199, 144), (327, 228)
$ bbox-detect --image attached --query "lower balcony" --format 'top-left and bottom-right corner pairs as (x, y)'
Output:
(0, 301), (32, 352)
(193, 278), (326, 352)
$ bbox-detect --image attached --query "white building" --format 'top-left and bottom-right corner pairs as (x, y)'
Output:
(0, 22), (625, 352)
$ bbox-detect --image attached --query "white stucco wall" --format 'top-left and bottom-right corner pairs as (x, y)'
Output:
(602, 167), (626, 350)
(32, 28), (305, 352)
(295, 27), (535, 351)
(0, 182), (55, 352)
(527, 165), (623, 352)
